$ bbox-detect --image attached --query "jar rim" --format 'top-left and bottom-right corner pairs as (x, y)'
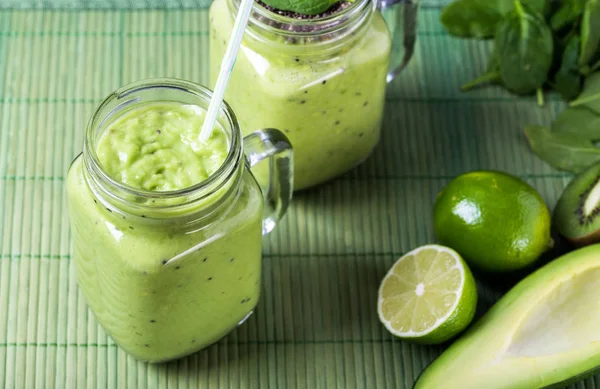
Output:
(230, 0), (374, 38)
(83, 78), (243, 208)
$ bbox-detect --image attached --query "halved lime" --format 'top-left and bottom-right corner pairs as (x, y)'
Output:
(377, 245), (478, 344)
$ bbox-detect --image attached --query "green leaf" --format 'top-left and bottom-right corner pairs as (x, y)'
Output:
(260, 0), (338, 15)
(549, 0), (586, 31)
(440, 0), (506, 39)
(579, 0), (600, 66)
(552, 106), (600, 137)
(495, 0), (554, 95)
(551, 34), (583, 100)
(524, 125), (600, 173)
(569, 71), (600, 113)
(440, 0), (549, 39)
(523, 0), (549, 16)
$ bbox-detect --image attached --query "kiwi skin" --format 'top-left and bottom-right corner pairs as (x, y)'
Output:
(554, 161), (600, 247)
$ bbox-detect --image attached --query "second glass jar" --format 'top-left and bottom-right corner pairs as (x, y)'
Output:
(209, 0), (393, 190)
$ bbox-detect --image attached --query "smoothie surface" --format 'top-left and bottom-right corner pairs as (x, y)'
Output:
(97, 102), (229, 191)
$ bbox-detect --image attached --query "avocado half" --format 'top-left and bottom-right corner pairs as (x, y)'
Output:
(413, 245), (600, 389)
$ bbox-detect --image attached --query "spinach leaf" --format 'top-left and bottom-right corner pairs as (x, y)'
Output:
(550, 0), (586, 31)
(579, 0), (600, 66)
(495, 1), (554, 95)
(524, 125), (600, 173)
(569, 71), (600, 113)
(551, 34), (583, 100)
(524, 0), (549, 16)
(552, 106), (600, 137)
(440, 0), (548, 39)
(260, 0), (337, 15)
(440, 0), (507, 39)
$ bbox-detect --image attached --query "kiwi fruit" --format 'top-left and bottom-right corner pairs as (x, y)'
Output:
(554, 161), (600, 247)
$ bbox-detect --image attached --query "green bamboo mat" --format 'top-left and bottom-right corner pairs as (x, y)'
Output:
(0, 4), (596, 389)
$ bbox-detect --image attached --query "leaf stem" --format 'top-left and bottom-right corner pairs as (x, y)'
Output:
(591, 59), (600, 74)
(570, 92), (600, 107)
(460, 71), (501, 92)
(514, 0), (524, 16)
(537, 88), (545, 107)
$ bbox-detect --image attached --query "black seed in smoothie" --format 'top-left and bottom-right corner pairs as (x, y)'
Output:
(238, 276), (243, 280)
(230, 258), (235, 262)
(284, 129), (290, 133)
(304, 90), (308, 94)
(145, 344), (150, 348)
(300, 100), (306, 104)
(106, 208), (112, 213)
(295, 58), (300, 62)
(93, 199), (97, 204)
(363, 101), (369, 107)
(322, 80), (327, 85)
(358, 133), (364, 137)
(136, 332), (142, 336)
(335, 121), (340, 125)
(128, 226), (134, 230)
(156, 130), (161, 135)
(175, 266), (181, 270)
(241, 298), (251, 304)
(162, 259), (168, 265)
(150, 320), (156, 323)
(141, 215), (146, 218)
(207, 277), (213, 281)
(203, 257), (208, 262)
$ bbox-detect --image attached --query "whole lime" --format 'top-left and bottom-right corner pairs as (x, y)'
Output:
(433, 171), (552, 272)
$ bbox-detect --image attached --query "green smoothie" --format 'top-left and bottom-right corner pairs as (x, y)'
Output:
(209, 0), (391, 190)
(66, 102), (264, 362)
(96, 103), (229, 192)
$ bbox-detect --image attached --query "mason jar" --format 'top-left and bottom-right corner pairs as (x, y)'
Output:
(66, 79), (293, 362)
(209, 0), (419, 190)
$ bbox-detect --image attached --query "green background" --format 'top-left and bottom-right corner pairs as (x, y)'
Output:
(0, 1), (592, 388)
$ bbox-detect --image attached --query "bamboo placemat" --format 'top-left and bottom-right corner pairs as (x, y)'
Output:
(0, 2), (594, 389)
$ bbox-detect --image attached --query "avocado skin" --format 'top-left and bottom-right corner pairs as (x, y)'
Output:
(540, 366), (600, 389)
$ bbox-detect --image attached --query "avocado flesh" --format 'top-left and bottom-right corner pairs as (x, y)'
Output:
(414, 245), (600, 389)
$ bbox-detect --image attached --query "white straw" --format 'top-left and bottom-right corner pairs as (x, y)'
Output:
(199, 0), (254, 142)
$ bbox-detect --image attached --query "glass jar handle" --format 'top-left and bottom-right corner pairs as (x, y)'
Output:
(379, 0), (420, 83)
(243, 129), (294, 235)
